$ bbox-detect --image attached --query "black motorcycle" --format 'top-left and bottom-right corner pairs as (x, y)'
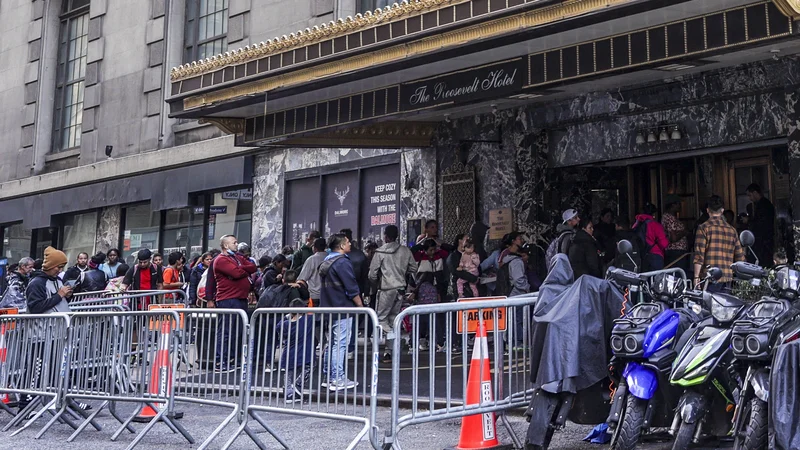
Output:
(731, 265), (800, 450)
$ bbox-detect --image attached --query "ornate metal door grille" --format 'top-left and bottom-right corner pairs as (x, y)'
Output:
(441, 163), (476, 245)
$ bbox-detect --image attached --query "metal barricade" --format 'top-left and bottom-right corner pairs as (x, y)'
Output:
(225, 307), (381, 450)
(34, 310), (192, 449)
(70, 291), (109, 303)
(70, 290), (186, 311)
(383, 295), (539, 450)
(170, 308), (250, 450)
(0, 314), (72, 432)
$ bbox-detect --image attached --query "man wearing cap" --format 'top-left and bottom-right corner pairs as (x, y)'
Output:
(121, 248), (164, 292)
(545, 209), (580, 271)
(25, 247), (72, 314)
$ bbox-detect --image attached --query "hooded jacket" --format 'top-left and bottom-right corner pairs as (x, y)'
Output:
(568, 229), (603, 279)
(634, 214), (669, 258)
(369, 241), (418, 291)
(504, 253), (531, 297)
(25, 271), (70, 314)
(320, 253), (360, 308)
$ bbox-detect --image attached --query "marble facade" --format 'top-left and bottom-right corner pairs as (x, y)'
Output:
(95, 206), (121, 253)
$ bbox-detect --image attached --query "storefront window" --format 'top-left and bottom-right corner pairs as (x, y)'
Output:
(208, 189), (252, 250)
(33, 228), (57, 260)
(163, 205), (204, 260)
(61, 211), (97, 265)
(285, 178), (321, 248)
(2, 224), (32, 264)
(122, 204), (161, 265)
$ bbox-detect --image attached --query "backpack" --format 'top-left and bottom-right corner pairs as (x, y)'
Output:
(545, 231), (575, 273)
(495, 254), (518, 297)
(197, 268), (209, 300)
(257, 284), (300, 309)
(633, 219), (654, 255)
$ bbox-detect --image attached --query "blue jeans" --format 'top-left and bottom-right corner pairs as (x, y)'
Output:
(324, 317), (352, 382)
(216, 298), (247, 364)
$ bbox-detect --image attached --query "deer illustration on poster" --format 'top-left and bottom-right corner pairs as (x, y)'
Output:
(335, 186), (350, 206)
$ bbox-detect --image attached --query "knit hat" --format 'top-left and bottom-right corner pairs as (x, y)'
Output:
(42, 246), (68, 272)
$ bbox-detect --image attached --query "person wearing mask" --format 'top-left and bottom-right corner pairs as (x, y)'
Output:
(26, 247), (71, 314)
(746, 183), (776, 267)
(263, 254), (290, 292)
(99, 249), (122, 280)
(121, 249), (164, 292)
(545, 209), (580, 271)
(282, 246), (295, 266)
(163, 252), (187, 300)
(633, 203), (669, 271)
(369, 225), (418, 362)
(63, 252), (90, 281)
(594, 208), (617, 264)
(189, 252), (213, 307)
(209, 235), (257, 372)
(694, 195), (746, 292)
(568, 218), (603, 279)
(291, 231), (321, 271)
(1, 257), (35, 310)
(298, 238), (329, 308)
(319, 233), (363, 391)
(76, 253), (109, 293)
(662, 195), (690, 273)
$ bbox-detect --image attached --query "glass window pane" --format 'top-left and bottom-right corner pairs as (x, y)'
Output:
(2, 224), (32, 264)
(122, 204), (161, 264)
(208, 190), (252, 250)
(199, 16), (207, 40)
(33, 228), (56, 260)
(61, 212), (97, 266)
(163, 207), (204, 259)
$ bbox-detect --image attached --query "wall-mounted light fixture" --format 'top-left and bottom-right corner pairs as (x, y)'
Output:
(634, 124), (685, 145)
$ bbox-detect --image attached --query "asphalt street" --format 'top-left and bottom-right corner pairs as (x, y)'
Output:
(0, 400), (726, 450)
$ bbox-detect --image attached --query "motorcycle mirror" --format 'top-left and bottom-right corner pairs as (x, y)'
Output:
(740, 230), (756, 248)
(707, 267), (724, 282)
(617, 240), (633, 255)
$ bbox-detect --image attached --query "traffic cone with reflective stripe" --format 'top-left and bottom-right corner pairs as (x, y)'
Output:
(448, 320), (512, 450)
(0, 323), (11, 407)
(134, 319), (173, 422)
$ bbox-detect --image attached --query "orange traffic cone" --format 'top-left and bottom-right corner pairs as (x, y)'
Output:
(134, 319), (173, 423)
(448, 320), (512, 450)
(0, 323), (13, 407)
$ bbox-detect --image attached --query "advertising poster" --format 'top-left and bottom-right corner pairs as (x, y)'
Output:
(324, 171), (359, 237)
(360, 165), (400, 246)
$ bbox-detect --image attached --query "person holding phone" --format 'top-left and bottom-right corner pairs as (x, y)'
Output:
(25, 246), (72, 314)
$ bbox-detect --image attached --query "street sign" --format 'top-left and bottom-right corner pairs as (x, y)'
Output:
(456, 297), (507, 334)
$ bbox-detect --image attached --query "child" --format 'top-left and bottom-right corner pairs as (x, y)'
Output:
(276, 299), (315, 403)
(411, 272), (440, 351)
(457, 238), (480, 298)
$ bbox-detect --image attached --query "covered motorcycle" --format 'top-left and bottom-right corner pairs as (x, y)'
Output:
(525, 254), (624, 449)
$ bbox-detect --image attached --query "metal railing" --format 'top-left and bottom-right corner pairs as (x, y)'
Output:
(383, 294), (539, 450)
(225, 307), (381, 450)
(69, 290), (186, 311)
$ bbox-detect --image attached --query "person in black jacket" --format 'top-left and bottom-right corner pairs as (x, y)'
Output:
(26, 247), (71, 314)
(189, 252), (213, 306)
(75, 253), (109, 293)
(568, 218), (603, 279)
(340, 229), (368, 296)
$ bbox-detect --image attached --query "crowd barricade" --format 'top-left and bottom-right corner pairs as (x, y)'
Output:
(382, 294), (539, 450)
(222, 307), (381, 450)
(70, 290), (186, 311)
(70, 291), (109, 303)
(170, 307), (250, 450)
(0, 313), (73, 432)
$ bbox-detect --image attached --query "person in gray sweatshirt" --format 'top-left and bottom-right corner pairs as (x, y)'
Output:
(368, 225), (418, 361)
(500, 233), (531, 351)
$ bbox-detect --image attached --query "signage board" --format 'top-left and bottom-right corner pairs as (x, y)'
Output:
(455, 297), (508, 334)
(489, 208), (513, 240)
(148, 303), (187, 329)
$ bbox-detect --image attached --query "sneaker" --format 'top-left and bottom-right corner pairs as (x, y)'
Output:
(450, 346), (463, 355)
(284, 388), (302, 404)
(263, 365), (274, 373)
(320, 380), (328, 389)
(328, 379), (358, 391)
(512, 346), (528, 353)
(381, 352), (392, 363)
(347, 351), (355, 360)
(215, 363), (235, 373)
(419, 338), (429, 352)
(74, 402), (92, 411)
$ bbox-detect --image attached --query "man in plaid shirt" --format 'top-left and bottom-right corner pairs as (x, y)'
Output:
(693, 195), (745, 290)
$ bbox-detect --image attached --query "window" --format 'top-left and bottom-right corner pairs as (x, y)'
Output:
(1, 224), (33, 264)
(207, 190), (252, 250)
(357, 0), (393, 13)
(121, 204), (161, 265)
(61, 212), (98, 265)
(163, 204), (204, 259)
(184, 0), (228, 63)
(53, 0), (90, 152)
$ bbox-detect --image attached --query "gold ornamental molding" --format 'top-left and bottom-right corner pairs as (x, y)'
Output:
(198, 118), (245, 135)
(170, 0), (469, 82)
(280, 122), (437, 148)
(772, 0), (800, 18)
(181, 0), (633, 111)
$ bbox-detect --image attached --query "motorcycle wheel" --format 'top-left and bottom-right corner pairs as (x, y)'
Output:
(671, 420), (697, 450)
(735, 398), (768, 450)
(611, 395), (647, 450)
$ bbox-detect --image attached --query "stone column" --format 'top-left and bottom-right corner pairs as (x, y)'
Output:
(95, 206), (121, 253)
(400, 148), (437, 245)
(786, 90), (800, 261)
(251, 150), (287, 257)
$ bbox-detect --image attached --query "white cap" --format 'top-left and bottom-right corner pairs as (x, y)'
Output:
(562, 209), (578, 224)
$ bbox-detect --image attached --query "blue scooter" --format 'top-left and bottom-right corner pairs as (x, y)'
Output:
(605, 240), (706, 450)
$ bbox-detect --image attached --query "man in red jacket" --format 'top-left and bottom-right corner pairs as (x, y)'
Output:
(210, 234), (257, 372)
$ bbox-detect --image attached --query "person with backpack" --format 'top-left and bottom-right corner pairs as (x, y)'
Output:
(545, 209), (580, 272)
(297, 238), (329, 308)
(633, 203), (669, 271)
(257, 270), (309, 309)
(189, 252), (213, 307)
(498, 232), (530, 352)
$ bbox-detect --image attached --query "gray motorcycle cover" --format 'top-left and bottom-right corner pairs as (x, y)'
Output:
(529, 254), (625, 393)
(770, 339), (800, 450)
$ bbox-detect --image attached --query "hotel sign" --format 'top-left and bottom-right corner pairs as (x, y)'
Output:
(401, 58), (525, 111)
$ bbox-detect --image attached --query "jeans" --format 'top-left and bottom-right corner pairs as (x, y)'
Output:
(324, 317), (352, 382)
(645, 254), (665, 271)
(216, 298), (247, 364)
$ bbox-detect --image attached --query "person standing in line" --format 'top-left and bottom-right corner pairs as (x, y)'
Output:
(319, 233), (363, 391)
(189, 252), (213, 307)
(292, 231), (321, 271)
(262, 254), (290, 292)
(209, 235), (256, 372)
(297, 238), (328, 308)
(693, 195), (745, 292)
(502, 233), (530, 352)
(63, 252), (90, 281)
(662, 195), (690, 273)
(26, 247), (71, 314)
(152, 253), (164, 268)
(633, 203), (669, 271)
(162, 252), (187, 301)
(594, 208), (617, 264)
(545, 209), (580, 271)
(99, 249), (122, 280)
(369, 225), (417, 363)
(456, 238), (480, 298)
(76, 253), (109, 293)
(568, 218), (603, 279)
(746, 183), (776, 267)
(1, 257), (35, 310)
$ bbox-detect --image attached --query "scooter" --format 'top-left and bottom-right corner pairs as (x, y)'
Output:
(730, 265), (800, 450)
(605, 240), (707, 450)
(668, 232), (764, 450)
